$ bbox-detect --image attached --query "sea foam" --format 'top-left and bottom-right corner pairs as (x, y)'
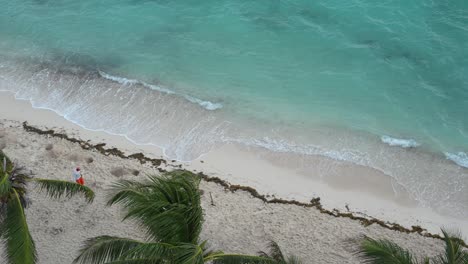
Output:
(444, 152), (468, 168)
(98, 71), (222, 111)
(184, 95), (223, 110)
(381, 135), (420, 148)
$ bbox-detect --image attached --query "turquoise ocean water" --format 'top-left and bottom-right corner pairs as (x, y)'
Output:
(1, 0), (468, 216)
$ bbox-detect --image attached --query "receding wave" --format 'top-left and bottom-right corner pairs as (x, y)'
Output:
(98, 71), (222, 111)
(225, 136), (370, 166)
(445, 152), (468, 168)
(381, 135), (420, 148)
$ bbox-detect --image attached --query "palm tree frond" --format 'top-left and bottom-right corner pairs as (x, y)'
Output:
(265, 240), (285, 261)
(121, 242), (176, 262)
(0, 189), (37, 264)
(34, 178), (95, 203)
(73, 236), (145, 264)
(107, 171), (203, 244)
(0, 170), (12, 197)
(199, 240), (223, 260)
(434, 229), (468, 264)
(106, 179), (150, 207)
(124, 242), (207, 264)
(357, 237), (415, 264)
(0, 152), (13, 172)
(286, 255), (304, 264)
(103, 259), (165, 264)
(171, 243), (206, 264)
(210, 254), (277, 264)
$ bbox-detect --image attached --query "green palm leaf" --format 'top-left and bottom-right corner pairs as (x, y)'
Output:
(106, 179), (149, 207)
(171, 243), (205, 264)
(258, 241), (285, 261)
(73, 236), (148, 264)
(107, 171), (202, 244)
(433, 229), (468, 264)
(121, 242), (177, 262)
(79, 171), (294, 264)
(210, 254), (277, 264)
(0, 152), (13, 172)
(33, 178), (95, 203)
(0, 170), (12, 197)
(285, 255), (304, 264)
(0, 189), (37, 264)
(357, 237), (415, 264)
(102, 260), (165, 264)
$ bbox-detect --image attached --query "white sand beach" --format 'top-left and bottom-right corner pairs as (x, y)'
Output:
(0, 91), (465, 263)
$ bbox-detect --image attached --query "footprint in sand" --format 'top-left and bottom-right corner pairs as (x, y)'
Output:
(110, 167), (127, 177)
(45, 143), (54, 151)
(0, 132), (18, 147)
(68, 153), (83, 162)
(44, 144), (59, 158)
(46, 151), (58, 159)
(86, 157), (94, 164)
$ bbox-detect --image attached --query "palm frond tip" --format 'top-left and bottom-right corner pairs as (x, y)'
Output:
(34, 178), (95, 203)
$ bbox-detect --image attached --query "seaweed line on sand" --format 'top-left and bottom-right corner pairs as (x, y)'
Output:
(21, 121), (467, 247)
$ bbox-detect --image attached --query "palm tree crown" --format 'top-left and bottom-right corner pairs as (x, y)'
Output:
(74, 170), (298, 264)
(0, 151), (95, 264)
(357, 229), (468, 264)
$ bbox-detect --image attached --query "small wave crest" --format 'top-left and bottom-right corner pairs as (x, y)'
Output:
(381, 135), (420, 148)
(184, 95), (223, 110)
(444, 152), (468, 168)
(98, 71), (222, 111)
(225, 136), (370, 166)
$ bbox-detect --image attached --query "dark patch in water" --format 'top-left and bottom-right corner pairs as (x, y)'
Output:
(358, 39), (381, 49)
(355, 38), (424, 67)
(44, 50), (124, 74)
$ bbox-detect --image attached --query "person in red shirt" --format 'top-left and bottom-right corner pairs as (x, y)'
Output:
(73, 167), (85, 185)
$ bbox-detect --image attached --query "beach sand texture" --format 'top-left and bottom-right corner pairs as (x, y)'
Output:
(0, 120), (446, 263)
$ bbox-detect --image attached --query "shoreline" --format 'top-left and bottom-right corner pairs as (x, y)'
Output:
(0, 120), (449, 263)
(20, 121), (452, 243)
(1, 58), (467, 224)
(1, 90), (467, 240)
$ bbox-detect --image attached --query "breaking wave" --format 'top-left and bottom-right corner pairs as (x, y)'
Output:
(98, 71), (222, 111)
(445, 152), (468, 168)
(381, 135), (420, 148)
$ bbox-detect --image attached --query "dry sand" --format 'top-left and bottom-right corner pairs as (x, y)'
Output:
(0, 115), (449, 263)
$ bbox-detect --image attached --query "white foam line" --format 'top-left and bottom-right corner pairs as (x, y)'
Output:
(444, 152), (468, 168)
(2, 90), (181, 161)
(381, 135), (420, 148)
(98, 71), (222, 111)
(184, 95), (223, 110)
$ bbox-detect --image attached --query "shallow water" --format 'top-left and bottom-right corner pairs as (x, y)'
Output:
(0, 0), (467, 217)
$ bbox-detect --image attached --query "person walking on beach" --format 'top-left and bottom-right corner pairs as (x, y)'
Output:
(73, 167), (85, 185)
